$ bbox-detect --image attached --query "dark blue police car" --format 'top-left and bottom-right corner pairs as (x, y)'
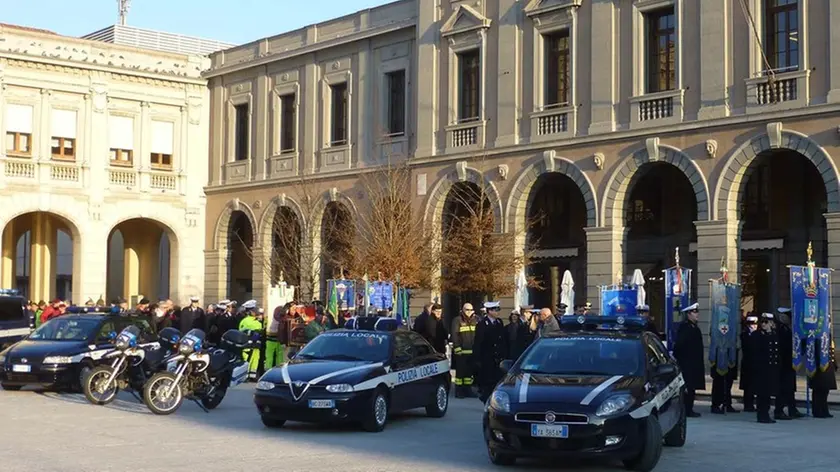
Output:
(254, 317), (450, 432)
(0, 307), (156, 392)
(0, 289), (30, 350)
(483, 315), (686, 471)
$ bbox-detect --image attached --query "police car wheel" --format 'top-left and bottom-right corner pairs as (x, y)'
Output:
(261, 416), (286, 428)
(362, 388), (389, 432)
(425, 381), (449, 418)
(487, 446), (516, 466)
(663, 395), (687, 447)
(1, 383), (22, 391)
(622, 415), (663, 472)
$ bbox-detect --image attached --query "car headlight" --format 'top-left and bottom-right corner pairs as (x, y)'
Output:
(325, 383), (354, 393)
(255, 381), (276, 391)
(43, 356), (74, 364)
(596, 394), (634, 417)
(489, 390), (511, 413)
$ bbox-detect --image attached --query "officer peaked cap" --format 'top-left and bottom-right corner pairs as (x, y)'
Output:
(681, 303), (699, 312)
(776, 307), (791, 314)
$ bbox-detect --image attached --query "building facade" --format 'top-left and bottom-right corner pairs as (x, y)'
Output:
(0, 24), (209, 304)
(203, 0), (840, 335)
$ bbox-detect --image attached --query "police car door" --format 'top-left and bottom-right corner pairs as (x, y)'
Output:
(391, 331), (422, 410)
(405, 331), (438, 401)
(643, 333), (678, 432)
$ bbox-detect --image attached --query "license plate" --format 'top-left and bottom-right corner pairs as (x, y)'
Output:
(308, 399), (335, 409)
(12, 364), (31, 373)
(531, 424), (568, 438)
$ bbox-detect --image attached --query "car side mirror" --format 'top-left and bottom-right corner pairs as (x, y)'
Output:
(655, 364), (677, 377)
(499, 360), (514, 373)
(288, 351), (296, 360)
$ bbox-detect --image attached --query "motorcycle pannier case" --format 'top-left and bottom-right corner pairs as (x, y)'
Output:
(220, 329), (250, 350)
(158, 327), (182, 351)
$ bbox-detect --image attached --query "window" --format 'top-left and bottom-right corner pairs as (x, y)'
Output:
(234, 103), (249, 161)
(50, 109), (77, 160)
(393, 332), (413, 361)
(108, 115), (134, 166)
(741, 161), (771, 230)
(151, 121), (174, 169)
(544, 30), (571, 107)
(764, 0), (799, 72)
(279, 93), (296, 153)
(330, 82), (348, 146)
(5, 104), (33, 156)
(645, 7), (676, 93)
(385, 70), (406, 136)
(457, 49), (481, 122)
(407, 331), (433, 357)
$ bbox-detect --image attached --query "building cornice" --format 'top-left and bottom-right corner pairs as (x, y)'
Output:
(203, 19), (416, 79)
(204, 101), (840, 196)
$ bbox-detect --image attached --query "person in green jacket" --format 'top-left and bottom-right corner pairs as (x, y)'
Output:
(238, 300), (263, 379)
(305, 311), (328, 342)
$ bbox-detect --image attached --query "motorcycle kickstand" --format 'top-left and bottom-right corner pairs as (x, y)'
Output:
(192, 398), (210, 413)
(129, 391), (143, 404)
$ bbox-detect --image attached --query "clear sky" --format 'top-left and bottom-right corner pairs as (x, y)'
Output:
(3, 0), (393, 45)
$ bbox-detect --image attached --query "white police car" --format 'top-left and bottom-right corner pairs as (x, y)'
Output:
(254, 317), (451, 432)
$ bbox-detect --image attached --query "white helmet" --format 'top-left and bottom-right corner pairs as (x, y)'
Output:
(242, 299), (258, 310)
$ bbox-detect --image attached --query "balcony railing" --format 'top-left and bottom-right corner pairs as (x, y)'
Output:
(108, 168), (137, 188)
(446, 120), (485, 151)
(629, 89), (685, 129)
(746, 69), (809, 113)
(50, 162), (79, 182)
(150, 172), (177, 190)
(3, 158), (35, 179)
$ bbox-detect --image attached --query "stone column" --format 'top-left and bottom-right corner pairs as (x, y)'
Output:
(695, 219), (741, 346)
(824, 213), (840, 333)
(494, 0), (520, 147)
(122, 228), (141, 299)
(254, 73), (269, 181)
(209, 82), (226, 185)
(415, 0), (439, 157)
(29, 212), (56, 302)
(76, 228), (107, 304)
(1, 219), (16, 289)
(698, 0), (730, 119)
(585, 225), (624, 310)
(828, 0), (840, 103)
(204, 249), (227, 304)
(588, 0), (617, 134)
(136, 230), (161, 300)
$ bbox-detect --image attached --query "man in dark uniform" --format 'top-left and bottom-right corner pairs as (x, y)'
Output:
(176, 296), (206, 335)
(413, 303), (448, 353)
(507, 310), (532, 360)
(637, 305), (657, 334)
(753, 313), (780, 423)
(774, 307), (804, 419)
(809, 335), (837, 418)
(451, 303), (479, 398)
(673, 302), (705, 417)
(473, 302), (509, 403)
(740, 315), (759, 412)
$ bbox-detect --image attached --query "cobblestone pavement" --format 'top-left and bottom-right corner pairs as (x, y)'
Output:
(1, 386), (837, 472)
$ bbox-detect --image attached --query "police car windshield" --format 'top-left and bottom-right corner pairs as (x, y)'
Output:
(296, 331), (390, 362)
(28, 318), (100, 341)
(519, 337), (642, 377)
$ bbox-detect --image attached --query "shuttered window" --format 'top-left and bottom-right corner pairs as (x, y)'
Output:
(151, 121), (174, 168)
(109, 115), (134, 165)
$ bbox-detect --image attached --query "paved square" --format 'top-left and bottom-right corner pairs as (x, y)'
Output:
(0, 387), (836, 472)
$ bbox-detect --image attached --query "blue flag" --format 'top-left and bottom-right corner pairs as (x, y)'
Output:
(664, 268), (691, 352)
(370, 281), (394, 311)
(600, 288), (639, 316)
(709, 281), (740, 376)
(789, 265), (832, 377)
(327, 279), (355, 311)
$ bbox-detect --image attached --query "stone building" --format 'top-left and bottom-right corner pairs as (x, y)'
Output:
(0, 23), (210, 304)
(203, 0), (840, 335)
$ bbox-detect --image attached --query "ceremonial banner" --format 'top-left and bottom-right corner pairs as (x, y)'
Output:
(327, 279), (355, 313)
(600, 288), (639, 316)
(789, 265), (832, 377)
(664, 267), (691, 351)
(395, 287), (411, 326)
(709, 281), (740, 376)
(370, 281), (394, 311)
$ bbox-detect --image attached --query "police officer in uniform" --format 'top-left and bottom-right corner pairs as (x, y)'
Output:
(740, 315), (759, 412)
(451, 303), (479, 398)
(176, 296), (206, 335)
(473, 302), (510, 402)
(674, 302), (705, 417)
(637, 305), (657, 334)
(774, 307), (803, 419)
(753, 313), (781, 423)
(809, 335), (837, 418)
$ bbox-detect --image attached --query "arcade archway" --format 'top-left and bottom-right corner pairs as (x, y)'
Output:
(227, 211), (254, 304)
(319, 201), (354, 299)
(271, 206), (302, 287)
(1, 212), (78, 302)
(106, 218), (174, 303)
(526, 173), (588, 310)
(624, 162), (698, 332)
(738, 149), (828, 314)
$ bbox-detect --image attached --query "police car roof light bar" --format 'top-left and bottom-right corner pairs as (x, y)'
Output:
(559, 314), (648, 331)
(65, 306), (112, 315)
(344, 316), (400, 332)
(0, 288), (22, 296)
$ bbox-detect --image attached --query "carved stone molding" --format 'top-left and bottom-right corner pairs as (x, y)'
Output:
(593, 152), (605, 170)
(767, 122), (783, 149)
(90, 84), (107, 113)
(278, 193), (287, 206)
(329, 187), (339, 202)
(543, 150), (556, 172)
(455, 161), (468, 181)
(705, 139), (718, 159)
(253, 200), (262, 209)
(497, 164), (509, 180)
(645, 137), (660, 161)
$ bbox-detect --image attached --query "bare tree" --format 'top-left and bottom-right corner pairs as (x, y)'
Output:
(439, 160), (536, 300)
(353, 161), (438, 289)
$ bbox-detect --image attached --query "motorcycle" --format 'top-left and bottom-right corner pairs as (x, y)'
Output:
(82, 326), (181, 406)
(142, 328), (250, 415)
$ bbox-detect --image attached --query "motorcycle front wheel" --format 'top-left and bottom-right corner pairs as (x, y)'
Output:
(83, 365), (120, 405)
(143, 372), (184, 415)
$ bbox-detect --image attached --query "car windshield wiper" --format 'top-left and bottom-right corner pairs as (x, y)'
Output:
(295, 353), (318, 359)
(320, 354), (365, 361)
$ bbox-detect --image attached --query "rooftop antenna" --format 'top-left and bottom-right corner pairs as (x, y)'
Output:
(118, 0), (131, 26)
